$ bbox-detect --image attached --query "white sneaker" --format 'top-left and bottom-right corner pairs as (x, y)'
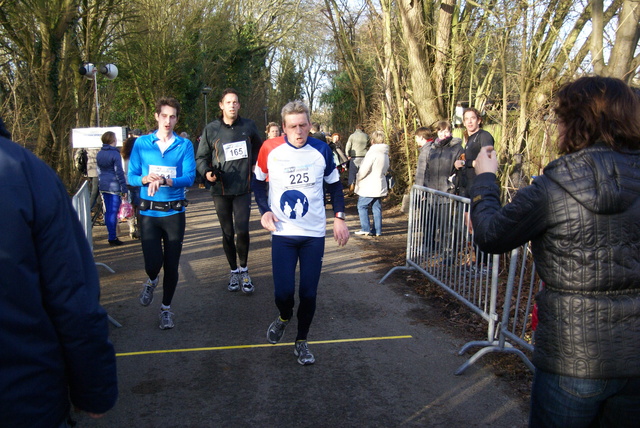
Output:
(240, 270), (254, 294)
(228, 271), (240, 292)
(159, 310), (175, 330)
(294, 340), (315, 365)
(355, 230), (370, 235)
(139, 277), (158, 306)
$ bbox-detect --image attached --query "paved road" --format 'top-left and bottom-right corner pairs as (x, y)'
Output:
(79, 187), (528, 427)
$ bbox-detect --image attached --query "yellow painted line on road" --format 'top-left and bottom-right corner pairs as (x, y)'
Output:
(116, 335), (413, 357)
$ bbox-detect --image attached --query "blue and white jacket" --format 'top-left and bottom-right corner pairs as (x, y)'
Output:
(127, 131), (196, 217)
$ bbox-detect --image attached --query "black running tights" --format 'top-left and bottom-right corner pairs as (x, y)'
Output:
(140, 212), (186, 306)
(212, 193), (251, 270)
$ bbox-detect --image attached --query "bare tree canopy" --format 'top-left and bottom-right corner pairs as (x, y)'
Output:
(0, 0), (638, 193)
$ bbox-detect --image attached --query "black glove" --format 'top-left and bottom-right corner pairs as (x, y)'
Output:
(205, 162), (224, 184)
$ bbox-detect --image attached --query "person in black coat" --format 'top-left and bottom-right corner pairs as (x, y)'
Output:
(0, 117), (118, 426)
(424, 121), (464, 264)
(470, 76), (640, 428)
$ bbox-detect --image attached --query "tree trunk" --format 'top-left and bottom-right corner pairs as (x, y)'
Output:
(592, 0), (604, 74)
(397, 0), (442, 126)
(605, 0), (640, 81)
(325, 0), (369, 124)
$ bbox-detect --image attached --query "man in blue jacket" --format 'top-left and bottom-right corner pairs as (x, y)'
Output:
(128, 97), (196, 329)
(0, 117), (118, 426)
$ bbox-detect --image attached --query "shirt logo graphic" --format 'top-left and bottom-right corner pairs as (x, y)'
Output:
(280, 190), (309, 219)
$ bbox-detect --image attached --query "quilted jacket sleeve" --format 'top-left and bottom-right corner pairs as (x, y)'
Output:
(470, 172), (549, 254)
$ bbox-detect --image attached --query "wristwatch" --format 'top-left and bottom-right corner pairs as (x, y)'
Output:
(334, 212), (346, 220)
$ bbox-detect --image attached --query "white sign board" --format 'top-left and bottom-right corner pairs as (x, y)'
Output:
(72, 127), (127, 148)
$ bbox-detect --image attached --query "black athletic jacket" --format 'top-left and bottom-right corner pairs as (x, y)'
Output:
(197, 115), (263, 196)
(470, 143), (640, 378)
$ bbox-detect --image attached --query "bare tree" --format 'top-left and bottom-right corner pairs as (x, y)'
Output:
(604, 0), (640, 81)
(0, 0), (129, 187)
(0, 1), (79, 182)
(324, 0), (369, 124)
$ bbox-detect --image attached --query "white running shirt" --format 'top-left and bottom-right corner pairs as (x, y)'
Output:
(254, 136), (340, 237)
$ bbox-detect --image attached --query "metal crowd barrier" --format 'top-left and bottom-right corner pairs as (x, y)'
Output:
(380, 185), (536, 374)
(71, 180), (93, 247)
(72, 180), (121, 327)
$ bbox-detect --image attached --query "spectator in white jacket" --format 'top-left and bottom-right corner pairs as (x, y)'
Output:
(354, 130), (390, 236)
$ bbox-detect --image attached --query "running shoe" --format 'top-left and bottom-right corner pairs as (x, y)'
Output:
(159, 310), (175, 330)
(267, 316), (290, 344)
(139, 277), (158, 306)
(294, 340), (315, 365)
(354, 230), (370, 236)
(228, 271), (240, 292)
(240, 270), (254, 294)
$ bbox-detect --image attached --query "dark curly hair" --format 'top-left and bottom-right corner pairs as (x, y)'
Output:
(554, 76), (640, 154)
(121, 136), (137, 161)
(155, 97), (181, 117)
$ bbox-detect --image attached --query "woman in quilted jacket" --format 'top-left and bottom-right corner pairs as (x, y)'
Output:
(470, 76), (640, 427)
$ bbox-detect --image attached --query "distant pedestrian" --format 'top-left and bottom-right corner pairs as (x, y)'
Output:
(266, 122), (281, 139)
(97, 131), (128, 246)
(80, 146), (102, 210)
(425, 120), (463, 194)
(121, 136), (141, 239)
(310, 122), (325, 141)
(75, 145), (101, 210)
(413, 126), (433, 187)
(454, 108), (494, 236)
(423, 120), (464, 264)
(345, 124), (369, 195)
(330, 132), (348, 169)
(453, 101), (464, 127)
(455, 107), (494, 199)
(354, 130), (389, 237)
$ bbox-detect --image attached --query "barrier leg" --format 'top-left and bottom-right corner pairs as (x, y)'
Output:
(108, 315), (123, 328)
(96, 263), (121, 327)
(379, 264), (415, 284)
(455, 342), (499, 375)
(96, 262), (115, 274)
(456, 344), (534, 375)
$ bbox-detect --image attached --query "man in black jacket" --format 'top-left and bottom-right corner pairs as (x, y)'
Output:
(197, 88), (263, 294)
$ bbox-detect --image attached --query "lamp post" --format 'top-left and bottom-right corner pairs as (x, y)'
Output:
(201, 86), (212, 125)
(79, 62), (118, 127)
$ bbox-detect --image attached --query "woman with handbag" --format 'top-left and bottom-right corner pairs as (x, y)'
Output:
(97, 131), (128, 246)
(121, 135), (141, 239)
